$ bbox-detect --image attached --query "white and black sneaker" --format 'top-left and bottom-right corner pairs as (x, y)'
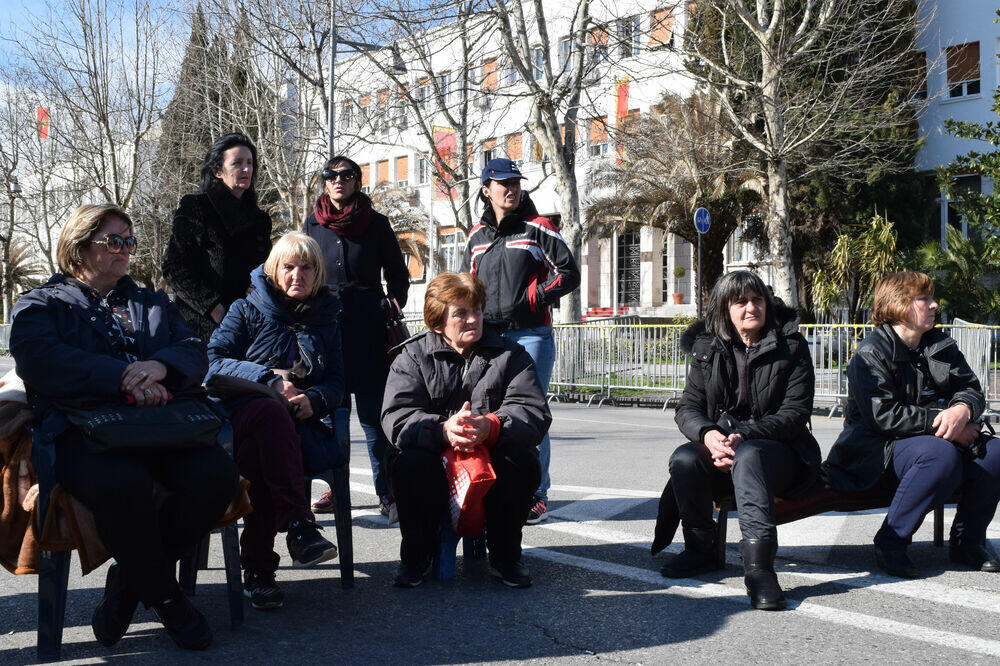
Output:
(525, 497), (548, 525)
(244, 571), (284, 610)
(489, 558), (533, 588)
(286, 519), (338, 568)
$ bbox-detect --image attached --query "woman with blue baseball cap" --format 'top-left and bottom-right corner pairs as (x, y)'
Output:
(461, 157), (580, 524)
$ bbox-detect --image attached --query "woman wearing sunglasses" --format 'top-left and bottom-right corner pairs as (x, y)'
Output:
(303, 156), (409, 519)
(11, 204), (238, 650)
(162, 133), (273, 342)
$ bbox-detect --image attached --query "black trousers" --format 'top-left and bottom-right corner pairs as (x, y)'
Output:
(55, 430), (238, 603)
(668, 439), (803, 541)
(390, 444), (541, 566)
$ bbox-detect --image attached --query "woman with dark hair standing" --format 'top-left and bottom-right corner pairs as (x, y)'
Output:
(661, 270), (819, 611)
(163, 133), (273, 342)
(303, 155), (409, 517)
(825, 271), (1000, 578)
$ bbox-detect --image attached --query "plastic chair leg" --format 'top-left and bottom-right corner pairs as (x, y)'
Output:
(933, 504), (944, 547)
(330, 466), (354, 589)
(715, 501), (731, 569)
(220, 523), (244, 628)
(178, 537), (205, 596)
(37, 550), (71, 663)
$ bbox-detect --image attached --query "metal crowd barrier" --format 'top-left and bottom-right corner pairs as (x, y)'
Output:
(551, 322), (1000, 414)
(0, 324), (9, 354)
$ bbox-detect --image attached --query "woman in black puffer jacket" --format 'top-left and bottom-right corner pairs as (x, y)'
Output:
(162, 133), (272, 342)
(660, 270), (819, 611)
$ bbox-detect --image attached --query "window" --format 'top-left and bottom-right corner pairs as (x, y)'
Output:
(340, 101), (354, 129)
(506, 133), (522, 162)
(417, 78), (429, 110)
(482, 138), (498, 165)
(946, 42), (980, 98)
(377, 160), (389, 185)
(532, 47), (544, 81)
(559, 36), (572, 74)
(417, 156), (429, 184)
(441, 229), (467, 271)
(360, 163), (370, 193)
(915, 51), (928, 100)
(360, 95), (372, 123)
(395, 155), (409, 186)
(649, 8), (674, 49)
(506, 60), (520, 85)
(437, 72), (451, 104)
(945, 174), (982, 237)
(588, 26), (608, 66)
(482, 58), (498, 92)
(588, 117), (608, 157)
(617, 16), (641, 58)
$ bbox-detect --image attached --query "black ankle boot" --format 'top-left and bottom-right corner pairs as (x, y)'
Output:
(739, 538), (786, 611)
(660, 526), (720, 578)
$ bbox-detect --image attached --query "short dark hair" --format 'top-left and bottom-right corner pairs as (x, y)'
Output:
(323, 155), (363, 183)
(199, 133), (259, 195)
(703, 270), (777, 342)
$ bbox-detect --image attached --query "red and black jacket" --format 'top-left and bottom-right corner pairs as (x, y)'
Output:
(461, 195), (580, 330)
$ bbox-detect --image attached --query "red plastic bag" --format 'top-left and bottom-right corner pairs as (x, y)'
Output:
(442, 447), (496, 536)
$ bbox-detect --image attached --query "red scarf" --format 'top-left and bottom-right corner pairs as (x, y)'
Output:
(314, 192), (373, 238)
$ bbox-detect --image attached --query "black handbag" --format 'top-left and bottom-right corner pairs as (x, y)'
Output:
(60, 396), (224, 452)
(384, 297), (410, 357)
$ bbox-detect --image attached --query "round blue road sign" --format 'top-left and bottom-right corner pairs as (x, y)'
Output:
(694, 207), (711, 234)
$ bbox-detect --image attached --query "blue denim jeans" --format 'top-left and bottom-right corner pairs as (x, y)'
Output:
(504, 324), (555, 501)
(337, 390), (391, 498)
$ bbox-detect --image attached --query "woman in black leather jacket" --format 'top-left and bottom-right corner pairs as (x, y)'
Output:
(824, 271), (1000, 578)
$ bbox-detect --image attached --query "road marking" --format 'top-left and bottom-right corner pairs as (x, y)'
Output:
(556, 416), (677, 430)
(550, 484), (661, 498)
(549, 495), (648, 522)
(522, 545), (1000, 658)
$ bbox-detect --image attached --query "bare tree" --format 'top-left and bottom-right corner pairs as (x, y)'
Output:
(488, 0), (592, 322)
(671, 0), (926, 307)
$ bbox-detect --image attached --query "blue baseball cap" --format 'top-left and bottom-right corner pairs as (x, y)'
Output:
(481, 158), (526, 184)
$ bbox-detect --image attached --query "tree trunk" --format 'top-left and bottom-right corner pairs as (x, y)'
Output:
(554, 161), (582, 324)
(766, 159), (798, 308)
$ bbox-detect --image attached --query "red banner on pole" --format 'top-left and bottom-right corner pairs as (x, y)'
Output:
(36, 107), (50, 139)
(432, 125), (457, 201)
(615, 77), (629, 120)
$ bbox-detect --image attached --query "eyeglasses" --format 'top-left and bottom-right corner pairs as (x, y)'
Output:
(323, 168), (356, 182)
(91, 234), (138, 254)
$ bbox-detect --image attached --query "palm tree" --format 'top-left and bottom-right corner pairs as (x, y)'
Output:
(585, 91), (761, 305)
(369, 181), (442, 279)
(2, 239), (45, 322)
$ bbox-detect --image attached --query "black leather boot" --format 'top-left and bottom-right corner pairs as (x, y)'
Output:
(739, 538), (786, 610)
(660, 526), (720, 578)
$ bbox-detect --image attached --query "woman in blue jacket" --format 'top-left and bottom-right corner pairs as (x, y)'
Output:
(207, 232), (345, 610)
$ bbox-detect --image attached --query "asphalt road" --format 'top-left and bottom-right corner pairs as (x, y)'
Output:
(2, 391), (1000, 664)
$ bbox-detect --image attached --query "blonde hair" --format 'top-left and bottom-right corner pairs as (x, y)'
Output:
(871, 271), (935, 326)
(424, 272), (486, 331)
(263, 232), (325, 298)
(56, 204), (134, 276)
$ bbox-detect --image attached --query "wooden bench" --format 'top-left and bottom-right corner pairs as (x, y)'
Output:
(713, 485), (954, 569)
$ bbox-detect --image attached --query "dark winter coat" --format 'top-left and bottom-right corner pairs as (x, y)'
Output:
(823, 324), (984, 492)
(461, 195), (580, 330)
(10, 274), (207, 441)
(674, 303), (822, 494)
(163, 181), (272, 342)
(381, 327), (551, 454)
(206, 267), (347, 473)
(303, 207), (409, 394)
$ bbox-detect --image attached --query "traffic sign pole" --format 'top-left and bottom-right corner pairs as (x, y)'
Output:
(693, 207), (711, 319)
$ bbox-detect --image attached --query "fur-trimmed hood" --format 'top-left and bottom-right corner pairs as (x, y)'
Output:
(680, 301), (801, 354)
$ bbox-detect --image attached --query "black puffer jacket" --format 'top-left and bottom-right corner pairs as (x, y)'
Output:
(162, 181), (272, 342)
(460, 195), (579, 330)
(381, 327), (551, 453)
(823, 324), (984, 492)
(674, 303), (821, 494)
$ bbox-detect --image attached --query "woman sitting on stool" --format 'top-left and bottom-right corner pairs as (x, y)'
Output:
(824, 271), (1000, 577)
(381, 272), (549, 588)
(663, 270), (820, 611)
(207, 232), (344, 609)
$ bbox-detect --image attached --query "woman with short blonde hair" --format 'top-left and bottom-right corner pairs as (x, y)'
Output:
(207, 232), (346, 609)
(825, 271), (1000, 577)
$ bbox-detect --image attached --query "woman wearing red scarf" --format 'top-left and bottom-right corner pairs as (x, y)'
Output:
(303, 156), (410, 519)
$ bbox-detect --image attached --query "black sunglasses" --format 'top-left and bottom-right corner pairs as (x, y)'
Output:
(323, 168), (356, 182)
(91, 234), (138, 254)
